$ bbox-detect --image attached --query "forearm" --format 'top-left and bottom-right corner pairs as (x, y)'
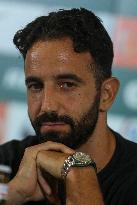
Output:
(6, 180), (27, 205)
(66, 167), (104, 205)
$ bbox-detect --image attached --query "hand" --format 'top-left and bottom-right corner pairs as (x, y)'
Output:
(36, 141), (75, 204)
(36, 141), (75, 179)
(7, 141), (74, 205)
(7, 142), (68, 205)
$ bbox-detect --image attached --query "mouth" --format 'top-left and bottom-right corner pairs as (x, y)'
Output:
(40, 122), (69, 133)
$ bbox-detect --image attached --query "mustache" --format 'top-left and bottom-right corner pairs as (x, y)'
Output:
(33, 111), (74, 129)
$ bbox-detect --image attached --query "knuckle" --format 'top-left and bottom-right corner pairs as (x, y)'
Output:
(24, 146), (34, 155)
(45, 141), (52, 145)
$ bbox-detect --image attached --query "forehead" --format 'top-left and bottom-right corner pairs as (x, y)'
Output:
(25, 38), (95, 78)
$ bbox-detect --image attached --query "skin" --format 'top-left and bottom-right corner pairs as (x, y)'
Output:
(7, 38), (119, 205)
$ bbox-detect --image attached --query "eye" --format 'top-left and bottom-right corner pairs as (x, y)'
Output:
(58, 81), (77, 90)
(27, 82), (43, 92)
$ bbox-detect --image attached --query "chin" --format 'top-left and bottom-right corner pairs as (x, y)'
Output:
(38, 131), (69, 144)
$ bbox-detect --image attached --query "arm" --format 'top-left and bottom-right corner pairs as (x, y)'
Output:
(36, 142), (105, 205)
(6, 141), (104, 205)
(66, 167), (104, 205)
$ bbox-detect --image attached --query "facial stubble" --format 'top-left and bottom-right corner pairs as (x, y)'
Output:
(29, 91), (100, 149)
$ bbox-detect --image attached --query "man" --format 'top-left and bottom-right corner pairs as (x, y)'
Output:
(0, 8), (137, 205)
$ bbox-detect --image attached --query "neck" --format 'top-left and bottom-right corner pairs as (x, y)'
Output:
(76, 113), (116, 172)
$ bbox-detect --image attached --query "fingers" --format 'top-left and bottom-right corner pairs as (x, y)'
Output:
(38, 169), (61, 205)
(17, 140), (74, 179)
(37, 141), (75, 154)
(23, 140), (74, 161)
(38, 169), (52, 196)
(14, 141), (74, 202)
(7, 140), (72, 204)
(35, 141), (75, 179)
(17, 140), (73, 174)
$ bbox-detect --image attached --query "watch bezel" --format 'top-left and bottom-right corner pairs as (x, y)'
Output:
(61, 152), (97, 179)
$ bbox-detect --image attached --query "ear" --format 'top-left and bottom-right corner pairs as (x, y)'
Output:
(99, 77), (120, 112)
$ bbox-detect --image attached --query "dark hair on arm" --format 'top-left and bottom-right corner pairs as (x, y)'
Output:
(13, 8), (113, 88)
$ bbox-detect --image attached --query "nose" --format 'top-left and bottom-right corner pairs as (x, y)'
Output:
(40, 86), (60, 114)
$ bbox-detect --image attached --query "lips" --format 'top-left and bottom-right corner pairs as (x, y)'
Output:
(40, 122), (68, 133)
(42, 122), (65, 126)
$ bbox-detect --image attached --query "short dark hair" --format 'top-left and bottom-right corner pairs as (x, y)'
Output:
(13, 8), (113, 88)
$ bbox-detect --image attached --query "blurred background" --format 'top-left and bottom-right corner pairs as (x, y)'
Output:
(0, 0), (137, 144)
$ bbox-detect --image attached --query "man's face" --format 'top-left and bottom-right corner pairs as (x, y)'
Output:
(25, 38), (101, 149)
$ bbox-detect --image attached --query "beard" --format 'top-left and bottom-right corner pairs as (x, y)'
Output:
(29, 91), (100, 149)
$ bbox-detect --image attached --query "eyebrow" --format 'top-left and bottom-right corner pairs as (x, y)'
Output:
(25, 73), (84, 85)
(55, 74), (84, 84)
(25, 76), (42, 85)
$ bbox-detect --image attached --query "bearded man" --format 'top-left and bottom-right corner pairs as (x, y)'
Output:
(0, 8), (137, 205)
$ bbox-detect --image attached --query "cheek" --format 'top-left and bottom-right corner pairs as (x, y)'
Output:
(64, 92), (93, 119)
(27, 95), (42, 121)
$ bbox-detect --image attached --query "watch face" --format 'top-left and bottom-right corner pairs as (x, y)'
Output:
(73, 152), (91, 163)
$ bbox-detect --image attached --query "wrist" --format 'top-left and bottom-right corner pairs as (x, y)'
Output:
(61, 152), (97, 180)
(65, 167), (98, 204)
(67, 166), (97, 182)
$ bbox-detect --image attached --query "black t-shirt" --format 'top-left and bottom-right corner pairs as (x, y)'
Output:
(0, 131), (137, 204)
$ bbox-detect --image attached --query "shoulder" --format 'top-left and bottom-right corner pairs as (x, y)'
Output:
(112, 131), (137, 177)
(0, 135), (38, 154)
(100, 131), (137, 204)
(115, 131), (137, 158)
(99, 130), (137, 178)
